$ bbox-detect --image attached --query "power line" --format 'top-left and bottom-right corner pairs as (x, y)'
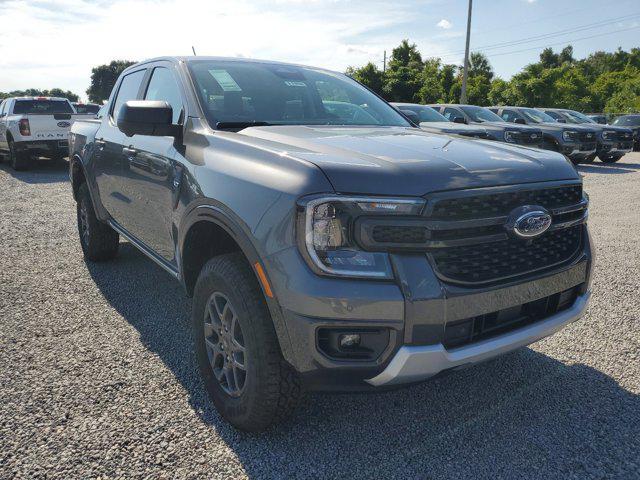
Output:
(478, 25), (640, 59)
(433, 13), (640, 59)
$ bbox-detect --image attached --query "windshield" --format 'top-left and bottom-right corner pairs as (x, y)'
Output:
(520, 108), (556, 124)
(188, 60), (411, 128)
(73, 103), (100, 114)
(13, 100), (73, 114)
(460, 105), (504, 123)
(398, 104), (448, 123)
(613, 116), (640, 126)
(562, 110), (596, 124)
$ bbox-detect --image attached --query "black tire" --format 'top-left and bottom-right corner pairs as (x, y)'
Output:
(8, 139), (31, 171)
(77, 182), (119, 261)
(193, 253), (301, 432)
(598, 154), (623, 164)
(582, 154), (597, 164)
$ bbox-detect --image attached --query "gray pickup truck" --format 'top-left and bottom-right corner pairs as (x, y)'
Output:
(489, 106), (598, 164)
(390, 102), (489, 139)
(69, 56), (593, 431)
(538, 108), (634, 163)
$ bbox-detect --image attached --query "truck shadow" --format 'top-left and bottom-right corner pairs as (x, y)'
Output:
(0, 157), (69, 184)
(86, 243), (639, 479)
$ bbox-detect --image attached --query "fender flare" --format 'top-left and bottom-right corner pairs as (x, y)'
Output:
(178, 199), (296, 366)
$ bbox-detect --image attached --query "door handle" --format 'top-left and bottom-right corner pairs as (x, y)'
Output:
(122, 147), (137, 157)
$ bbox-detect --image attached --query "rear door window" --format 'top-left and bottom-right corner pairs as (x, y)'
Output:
(501, 109), (520, 123)
(111, 69), (146, 122)
(442, 107), (462, 121)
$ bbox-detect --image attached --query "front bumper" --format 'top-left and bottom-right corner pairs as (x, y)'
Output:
(563, 142), (597, 159)
(367, 291), (590, 386)
(597, 140), (633, 157)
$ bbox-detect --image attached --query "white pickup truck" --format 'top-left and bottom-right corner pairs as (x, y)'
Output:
(0, 96), (75, 170)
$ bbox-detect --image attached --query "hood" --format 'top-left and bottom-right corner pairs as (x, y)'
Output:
(419, 122), (486, 134)
(238, 126), (579, 196)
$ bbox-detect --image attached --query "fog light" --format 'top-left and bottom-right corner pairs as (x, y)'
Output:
(339, 334), (361, 348)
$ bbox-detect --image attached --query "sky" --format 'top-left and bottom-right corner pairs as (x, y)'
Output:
(0, 0), (639, 100)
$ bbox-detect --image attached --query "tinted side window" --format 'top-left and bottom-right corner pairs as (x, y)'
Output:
(144, 67), (183, 123)
(501, 109), (519, 122)
(0, 101), (6, 116)
(442, 107), (461, 121)
(545, 111), (562, 120)
(112, 69), (146, 122)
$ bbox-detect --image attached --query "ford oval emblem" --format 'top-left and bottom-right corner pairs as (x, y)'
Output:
(57, 121), (71, 128)
(506, 206), (552, 239)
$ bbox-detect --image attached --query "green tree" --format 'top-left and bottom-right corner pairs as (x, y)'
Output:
(487, 78), (511, 106)
(86, 60), (136, 103)
(0, 88), (79, 101)
(469, 52), (494, 80)
(346, 62), (385, 95)
(383, 40), (424, 102)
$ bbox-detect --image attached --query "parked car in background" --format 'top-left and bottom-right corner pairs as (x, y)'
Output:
(391, 102), (489, 139)
(69, 56), (593, 431)
(489, 106), (597, 164)
(611, 114), (640, 151)
(587, 114), (607, 124)
(429, 104), (544, 148)
(72, 102), (101, 116)
(0, 96), (74, 170)
(538, 108), (634, 163)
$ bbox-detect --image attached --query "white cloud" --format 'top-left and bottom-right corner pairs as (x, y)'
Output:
(0, 0), (449, 99)
(437, 19), (453, 29)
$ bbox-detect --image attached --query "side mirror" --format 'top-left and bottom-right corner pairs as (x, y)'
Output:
(452, 116), (466, 124)
(514, 117), (526, 125)
(401, 110), (420, 124)
(117, 100), (178, 137)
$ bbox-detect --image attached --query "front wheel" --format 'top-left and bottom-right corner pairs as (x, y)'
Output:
(193, 253), (301, 432)
(598, 154), (623, 164)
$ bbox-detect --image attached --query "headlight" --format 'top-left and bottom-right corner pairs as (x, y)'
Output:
(562, 130), (578, 141)
(504, 130), (518, 143)
(297, 195), (425, 278)
(602, 130), (615, 141)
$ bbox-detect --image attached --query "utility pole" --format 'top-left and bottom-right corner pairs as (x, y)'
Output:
(383, 50), (387, 74)
(460, 0), (473, 104)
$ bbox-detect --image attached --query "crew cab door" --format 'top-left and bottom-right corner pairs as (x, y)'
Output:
(117, 64), (186, 263)
(0, 100), (8, 149)
(93, 68), (147, 223)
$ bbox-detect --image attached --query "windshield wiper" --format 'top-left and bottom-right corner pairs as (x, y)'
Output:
(216, 121), (272, 130)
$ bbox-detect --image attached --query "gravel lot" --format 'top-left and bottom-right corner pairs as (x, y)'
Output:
(1, 154), (639, 479)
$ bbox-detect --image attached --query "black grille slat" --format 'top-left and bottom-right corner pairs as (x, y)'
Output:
(430, 185), (582, 221)
(429, 225), (582, 284)
(372, 225), (427, 244)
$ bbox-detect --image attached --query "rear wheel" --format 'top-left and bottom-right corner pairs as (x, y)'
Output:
(193, 253), (302, 432)
(8, 140), (31, 171)
(77, 182), (119, 261)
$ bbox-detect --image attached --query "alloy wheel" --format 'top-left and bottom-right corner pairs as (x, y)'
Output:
(203, 292), (247, 397)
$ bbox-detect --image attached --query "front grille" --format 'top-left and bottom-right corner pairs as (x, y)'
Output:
(372, 225), (427, 244)
(430, 225), (582, 284)
(577, 132), (596, 142)
(430, 185), (582, 221)
(579, 143), (596, 151)
(443, 286), (580, 349)
(518, 131), (543, 144)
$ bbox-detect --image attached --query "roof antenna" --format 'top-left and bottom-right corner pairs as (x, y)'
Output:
(192, 46), (197, 56)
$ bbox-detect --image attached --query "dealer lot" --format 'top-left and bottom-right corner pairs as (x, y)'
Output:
(1, 155), (639, 479)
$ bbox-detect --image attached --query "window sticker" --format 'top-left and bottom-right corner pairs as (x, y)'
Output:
(284, 81), (307, 87)
(208, 70), (242, 92)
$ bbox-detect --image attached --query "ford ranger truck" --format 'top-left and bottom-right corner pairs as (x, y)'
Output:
(0, 96), (74, 170)
(429, 103), (544, 148)
(489, 106), (598, 164)
(391, 102), (489, 139)
(68, 57), (593, 432)
(537, 108), (634, 163)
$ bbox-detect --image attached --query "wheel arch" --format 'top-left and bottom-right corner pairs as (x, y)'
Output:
(178, 201), (296, 366)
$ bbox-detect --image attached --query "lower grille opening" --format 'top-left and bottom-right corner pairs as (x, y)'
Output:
(443, 286), (580, 349)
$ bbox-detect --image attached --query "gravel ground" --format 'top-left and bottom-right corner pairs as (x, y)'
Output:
(1, 154), (639, 480)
